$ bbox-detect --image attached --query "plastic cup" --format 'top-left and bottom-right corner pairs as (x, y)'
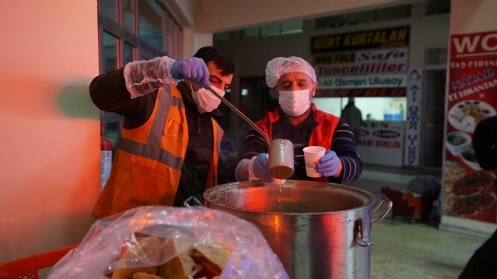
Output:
(303, 146), (326, 178)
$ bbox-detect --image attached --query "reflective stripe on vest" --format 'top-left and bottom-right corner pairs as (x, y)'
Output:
(119, 89), (184, 170)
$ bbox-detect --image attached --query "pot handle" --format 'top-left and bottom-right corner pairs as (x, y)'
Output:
(371, 195), (393, 224)
(354, 195), (393, 247)
(183, 196), (205, 207)
(354, 219), (372, 247)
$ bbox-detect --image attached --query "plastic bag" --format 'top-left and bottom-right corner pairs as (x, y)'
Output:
(48, 206), (288, 279)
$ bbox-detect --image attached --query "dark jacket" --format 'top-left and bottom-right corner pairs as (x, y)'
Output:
(89, 69), (223, 217)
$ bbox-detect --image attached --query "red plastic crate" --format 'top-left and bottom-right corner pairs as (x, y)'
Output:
(0, 243), (78, 279)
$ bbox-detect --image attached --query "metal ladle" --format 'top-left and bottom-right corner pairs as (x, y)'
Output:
(204, 85), (294, 179)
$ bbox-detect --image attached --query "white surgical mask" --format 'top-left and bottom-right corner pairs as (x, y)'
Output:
(278, 89), (311, 116)
(191, 85), (225, 113)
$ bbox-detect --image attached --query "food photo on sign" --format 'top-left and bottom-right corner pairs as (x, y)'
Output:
(448, 99), (495, 133)
(443, 162), (496, 223)
(446, 99), (496, 172)
(443, 99), (497, 223)
(444, 102), (497, 223)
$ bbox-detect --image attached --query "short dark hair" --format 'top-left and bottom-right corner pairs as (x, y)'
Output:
(193, 46), (235, 76)
(473, 115), (497, 170)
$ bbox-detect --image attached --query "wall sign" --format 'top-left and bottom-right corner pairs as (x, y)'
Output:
(404, 68), (422, 167)
(312, 27), (409, 97)
(443, 30), (497, 224)
(311, 26), (410, 53)
(357, 121), (405, 167)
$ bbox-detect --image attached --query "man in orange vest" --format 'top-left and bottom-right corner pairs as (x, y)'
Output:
(90, 46), (235, 218)
(235, 56), (362, 184)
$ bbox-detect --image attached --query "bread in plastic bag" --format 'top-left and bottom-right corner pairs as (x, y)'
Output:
(48, 206), (288, 279)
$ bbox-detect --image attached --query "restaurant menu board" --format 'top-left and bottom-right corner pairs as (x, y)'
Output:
(443, 30), (497, 223)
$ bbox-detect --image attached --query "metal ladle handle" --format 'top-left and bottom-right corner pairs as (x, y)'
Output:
(204, 85), (294, 179)
(204, 85), (271, 148)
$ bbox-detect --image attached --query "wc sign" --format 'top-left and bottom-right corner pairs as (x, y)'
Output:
(451, 31), (497, 59)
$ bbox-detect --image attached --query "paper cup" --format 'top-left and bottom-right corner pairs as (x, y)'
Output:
(303, 146), (326, 178)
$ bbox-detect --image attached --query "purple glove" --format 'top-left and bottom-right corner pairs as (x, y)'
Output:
(317, 150), (340, 177)
(252, 153), (273, 182)
(171, 57), (209, 86)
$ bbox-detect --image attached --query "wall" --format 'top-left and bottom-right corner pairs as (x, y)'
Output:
(216, 32), (311, 77)
(161, 0), (195, 26)
(162, 0), (214, 57)
(214, 5), (449, 153)
(450, 0), (497, 33)
(0, 0), (208, 264)
(409, 3), (450, 67)
(195, 0), (421, 32)
(216, 12), (449, 78)
(0, 1), (100, 261)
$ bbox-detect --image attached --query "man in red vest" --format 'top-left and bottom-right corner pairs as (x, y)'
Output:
(235, 56), (362, 184)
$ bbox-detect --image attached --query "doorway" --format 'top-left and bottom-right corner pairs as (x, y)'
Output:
(420, 70), (446, 168)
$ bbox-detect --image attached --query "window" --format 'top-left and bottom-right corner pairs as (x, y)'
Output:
(242, 27), (259, 38)
(123, 42), (134, 64)
(315, 5), (411, 29)
(122, 0), (134, 33)
(260, 25), (280, 37)
(138, 0), (163, 52)
(280, 21), (303, 35)
(97, 0), (183, 186)
(98, 0), (182, 70)
(101, 31), (118, 73)
(214, 20), (303, 43)
(99, 0), (117, 22)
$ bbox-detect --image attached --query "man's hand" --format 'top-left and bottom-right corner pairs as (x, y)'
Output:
(317, 150), (341, 177)
(252, 153), (274, 182)
(171, 57), (209, 86)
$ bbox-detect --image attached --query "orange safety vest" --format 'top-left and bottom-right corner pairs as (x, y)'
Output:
(255, 104), (339, 182)
(93, 85), (222, 218)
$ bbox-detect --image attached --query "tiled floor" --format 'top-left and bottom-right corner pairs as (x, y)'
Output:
(349, 165), (487, 279)
(369, 219), (484, 279)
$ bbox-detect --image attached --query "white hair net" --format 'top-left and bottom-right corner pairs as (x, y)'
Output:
(265, 56), (317, 88)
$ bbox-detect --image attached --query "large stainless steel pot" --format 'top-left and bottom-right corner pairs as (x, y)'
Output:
(201, 180), (392, 279)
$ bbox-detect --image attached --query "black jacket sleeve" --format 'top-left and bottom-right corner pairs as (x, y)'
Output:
(89, 68), (156, 128)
